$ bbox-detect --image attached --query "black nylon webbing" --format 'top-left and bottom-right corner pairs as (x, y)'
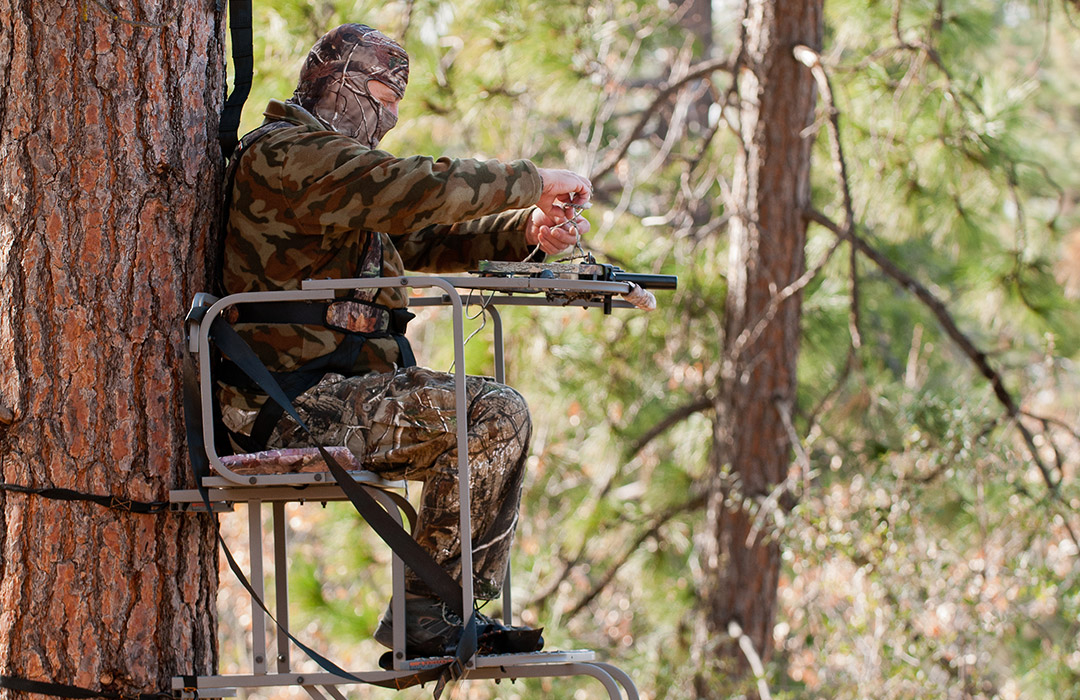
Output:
(219, 0), (254, 156)
(0, 483), (170, 514)
(0, 675), (170, 700)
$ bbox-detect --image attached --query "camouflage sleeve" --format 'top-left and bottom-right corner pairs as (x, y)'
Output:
(275, 131), (543, 236)
(389, 209), (538, 272)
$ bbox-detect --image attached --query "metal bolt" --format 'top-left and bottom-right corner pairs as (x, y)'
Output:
(254, 655), (264, 664)
(249, 476), (257, 485)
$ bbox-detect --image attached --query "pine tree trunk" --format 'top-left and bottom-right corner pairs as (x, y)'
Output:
(675, 0), (714, 129)
(0, 1), (223, 695)
(676, 0), (713, 56)
(695, 0), (822, 695)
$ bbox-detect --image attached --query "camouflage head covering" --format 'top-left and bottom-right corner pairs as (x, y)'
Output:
(289, 24), (409, 148)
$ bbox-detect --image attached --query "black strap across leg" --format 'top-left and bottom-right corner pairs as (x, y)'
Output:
(182, 318), (477, 695)
(215, 298), (417, 453)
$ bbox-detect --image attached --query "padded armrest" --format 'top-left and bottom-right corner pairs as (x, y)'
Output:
(221, 446), (365, 475)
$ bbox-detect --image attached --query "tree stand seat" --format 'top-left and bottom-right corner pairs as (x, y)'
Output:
(220, 446), (363, 475)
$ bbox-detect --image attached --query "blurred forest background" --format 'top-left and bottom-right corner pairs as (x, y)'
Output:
(215, 0), (1080, 698)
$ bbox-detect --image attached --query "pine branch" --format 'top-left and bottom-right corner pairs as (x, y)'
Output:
(524, 550), (583, 612)
(1022, 410), (1080, 443)
(795, 45), (865, 399)
(809, 208), (1059, 491)
(590, 56), (733, 182)
(628, 394), (714, 458)
(727, 620), (774, 700)
(727, 236), (845, 365)
(563, 494), (706, 620)
(805, 347), (858, 432)
(792, 42), (1080, 547)
(795, 44), (1064, 495)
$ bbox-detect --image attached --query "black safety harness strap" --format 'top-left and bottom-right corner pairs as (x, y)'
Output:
(183, 310), (476, 696)
(218, 299), (416, 452)
(219, 0), (254, 156)
(183, 333), (382, 687)
(230, 300), (415, 332)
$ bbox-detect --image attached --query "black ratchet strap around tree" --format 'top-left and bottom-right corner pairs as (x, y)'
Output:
(0, 675), (170, 700)
(0, 483), (170, 514)
(219, 0), (254, 156)
(182, 307), (476, 697)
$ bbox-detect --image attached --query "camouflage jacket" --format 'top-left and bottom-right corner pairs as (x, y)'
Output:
(219, 99), (543, 434)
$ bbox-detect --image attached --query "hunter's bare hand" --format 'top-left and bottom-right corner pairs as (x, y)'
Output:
(526, 206), (591, 254)
(535, 168), (592, 218)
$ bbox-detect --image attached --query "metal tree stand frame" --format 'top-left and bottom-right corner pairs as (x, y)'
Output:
(171, 274), (655, 699)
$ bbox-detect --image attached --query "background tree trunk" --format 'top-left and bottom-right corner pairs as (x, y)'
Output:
(674, 0), (714, 131)
(675, 0), (713, 57)
(1, 1), (222, 695)
(695, 0), (822, 693)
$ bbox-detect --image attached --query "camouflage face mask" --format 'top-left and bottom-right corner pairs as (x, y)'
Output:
(290, 24), (409, 148)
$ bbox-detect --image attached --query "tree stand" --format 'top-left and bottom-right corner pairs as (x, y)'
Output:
(172, 272), (666, 699)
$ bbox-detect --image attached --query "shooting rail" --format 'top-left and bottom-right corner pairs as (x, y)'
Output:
(473, 260), (677, 313)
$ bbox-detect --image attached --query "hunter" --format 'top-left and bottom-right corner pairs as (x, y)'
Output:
(218, 23), (592, 657)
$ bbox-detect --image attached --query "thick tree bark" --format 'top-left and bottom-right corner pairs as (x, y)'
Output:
(695, 0), (822, 694)
(0, 1), (222, 696)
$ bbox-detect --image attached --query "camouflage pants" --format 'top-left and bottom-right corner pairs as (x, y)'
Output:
(266, 366), (530, 600)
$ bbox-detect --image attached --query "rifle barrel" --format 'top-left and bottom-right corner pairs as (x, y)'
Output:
(611, 272), (678, 290)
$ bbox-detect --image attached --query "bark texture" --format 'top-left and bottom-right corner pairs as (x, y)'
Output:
(696, 0), (823, 693)
(0, 1), (223, 696)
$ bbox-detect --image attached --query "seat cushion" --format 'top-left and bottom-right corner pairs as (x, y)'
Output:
(220, 446), (364, 475)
